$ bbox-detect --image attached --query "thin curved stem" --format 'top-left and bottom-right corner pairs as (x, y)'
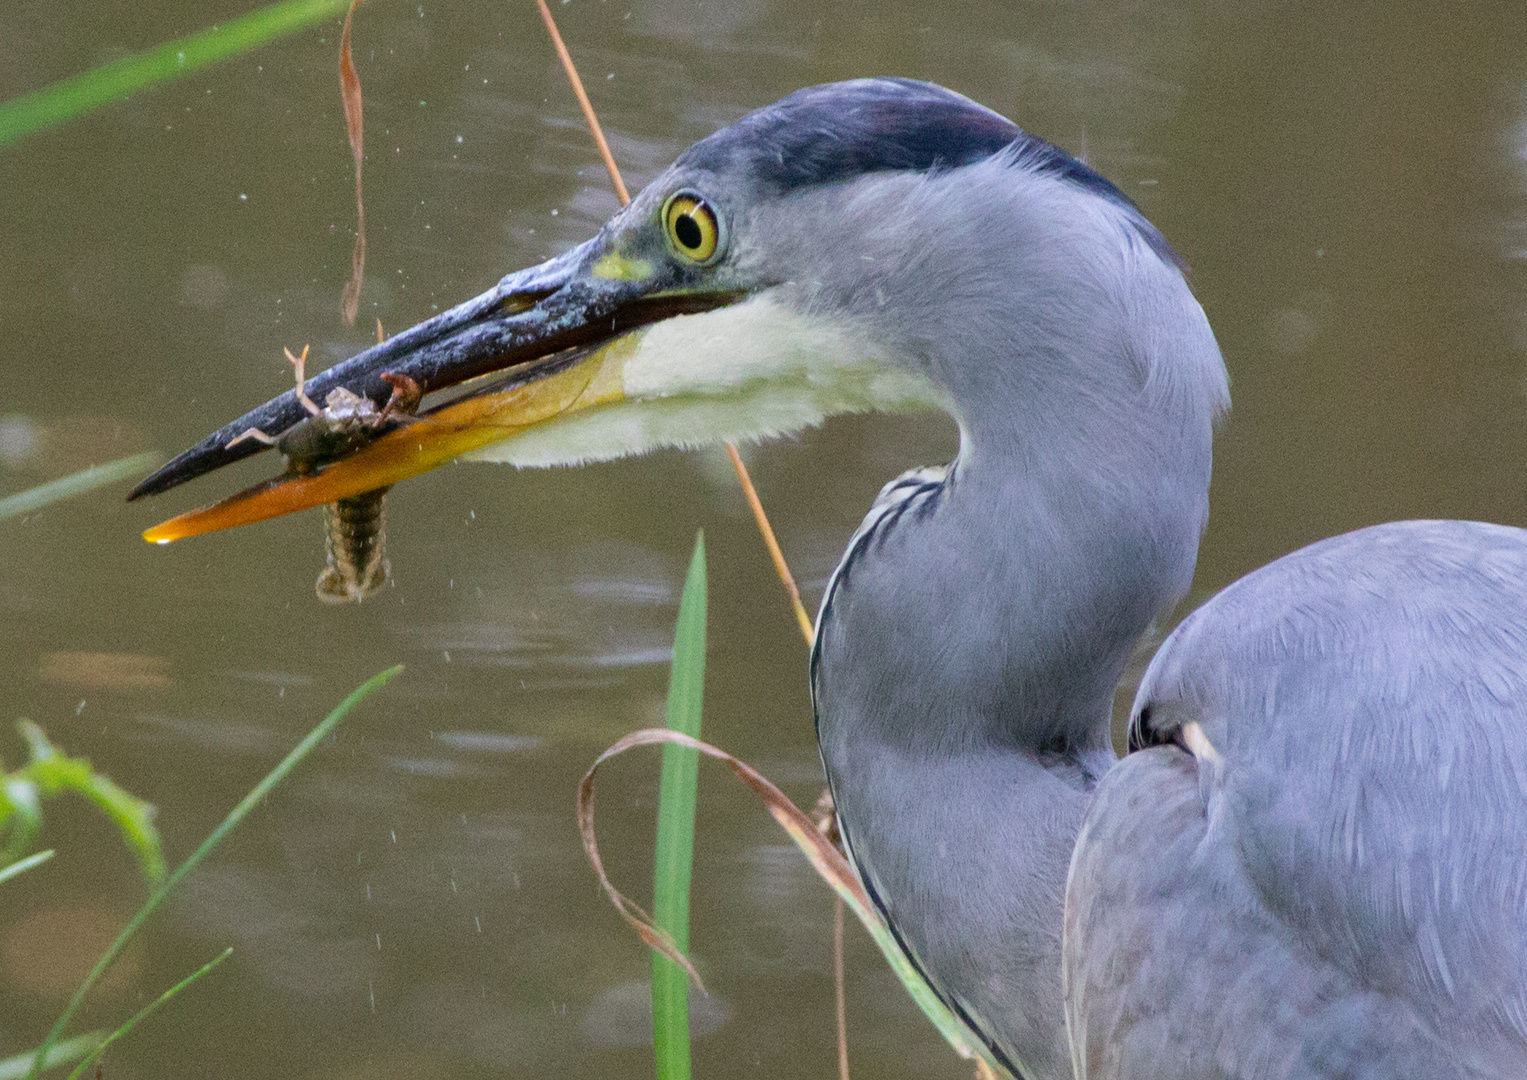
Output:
(533, 0), (630, 206)
(533, 0), (814, 648)
(834, 895), (850, 1080)
(725, 444), (815, 644)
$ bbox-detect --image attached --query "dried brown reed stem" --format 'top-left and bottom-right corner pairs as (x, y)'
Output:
(834, 897), (849, 1079)
(725, 444), (815, 643)
(578, 728), (876, 979)
(338, 0), (366, 325)
(814, 788), (851, 1080)
(533, 0), (630, 206)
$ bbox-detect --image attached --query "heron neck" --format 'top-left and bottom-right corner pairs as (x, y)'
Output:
(809, 169), (1222, 1074)
(817, 407), (1201, 759)
(812, 399), (1209, 1078)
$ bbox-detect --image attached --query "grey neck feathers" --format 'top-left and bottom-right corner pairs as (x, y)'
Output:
(809, 159), (1225, 1078)
(812, 168), (1223, 759)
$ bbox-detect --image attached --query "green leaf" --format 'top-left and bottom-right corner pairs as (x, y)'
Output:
(79, 771), (166, 884)
(0, 849), (54, 887)
(5, 721), (164, 883)
(0, 1034), (102, 1080)
(23, 666), (402, 1080)
(0, 453), (160, 521)
(652, 533), (706, 1080)
(0, 1), (358, 149)
(0, 775), (43, 863)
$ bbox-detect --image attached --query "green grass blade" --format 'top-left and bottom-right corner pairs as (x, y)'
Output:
(64, 949), (233, 1080)
(23, 665), (402, 1080)
(852, 904), (990, 1064)
(652, 532), (707, 1080)
(12, 720), (165, 883)
(0, 453), (160, 522)
(0, 1035), (102, 1080)
(77, 770), (165, 884)
(0, 849), (54, 886)
(0, 0), (356, 148)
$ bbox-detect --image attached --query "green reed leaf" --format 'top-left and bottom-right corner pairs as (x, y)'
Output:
(0, 849), (54, 888)
(0, 1034), (102, 1080)
(652, 532), (706, 1080)
(0, 0), (357, 148)
(0, 453), (159, 522)
(64, 949), (233, 1080)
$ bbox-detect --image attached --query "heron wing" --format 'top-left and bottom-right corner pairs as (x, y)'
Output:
(1065, 520), (1527, 1079)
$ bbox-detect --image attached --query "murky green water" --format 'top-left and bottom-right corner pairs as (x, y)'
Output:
(2, 1), (1526, 1076)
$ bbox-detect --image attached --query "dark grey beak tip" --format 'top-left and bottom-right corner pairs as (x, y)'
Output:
(127, 280), (532, 501)
(127, 403), (279, 501)
(128, 244), (608, 502)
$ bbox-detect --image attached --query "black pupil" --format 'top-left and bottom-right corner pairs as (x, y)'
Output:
(674, 212), (704, 250)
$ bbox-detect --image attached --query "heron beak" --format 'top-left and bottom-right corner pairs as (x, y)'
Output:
(133, 235), (744, 544)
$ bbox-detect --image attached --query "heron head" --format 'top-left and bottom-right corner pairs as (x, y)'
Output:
(131, 78), (1222, 542)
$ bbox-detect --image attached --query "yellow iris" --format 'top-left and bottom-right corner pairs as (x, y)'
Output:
(663, 192), (720, 263)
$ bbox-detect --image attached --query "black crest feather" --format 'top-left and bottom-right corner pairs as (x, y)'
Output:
(679, 78), (1131, 209)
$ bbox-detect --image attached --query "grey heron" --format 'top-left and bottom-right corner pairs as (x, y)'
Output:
(133, 78), (1527, 1079)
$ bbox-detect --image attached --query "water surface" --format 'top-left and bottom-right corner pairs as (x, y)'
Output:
(2, 1), (1526, 1076)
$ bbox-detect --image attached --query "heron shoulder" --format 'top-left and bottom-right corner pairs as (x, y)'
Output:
(1066, 747), (1468, 1080)
(1122, 519), (1527, 1063)
(1134, 519), (1527, 749)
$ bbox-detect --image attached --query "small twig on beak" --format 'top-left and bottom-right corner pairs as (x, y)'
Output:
(286, 345), (323, 416)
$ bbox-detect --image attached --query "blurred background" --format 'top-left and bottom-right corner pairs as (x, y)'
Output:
(2, 0), (1526, 1076)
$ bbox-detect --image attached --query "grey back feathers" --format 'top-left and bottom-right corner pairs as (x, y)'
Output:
(1067, 520), (1527, 1079)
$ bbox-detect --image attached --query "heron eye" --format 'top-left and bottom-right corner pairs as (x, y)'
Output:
(663, 192), (721, 263)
